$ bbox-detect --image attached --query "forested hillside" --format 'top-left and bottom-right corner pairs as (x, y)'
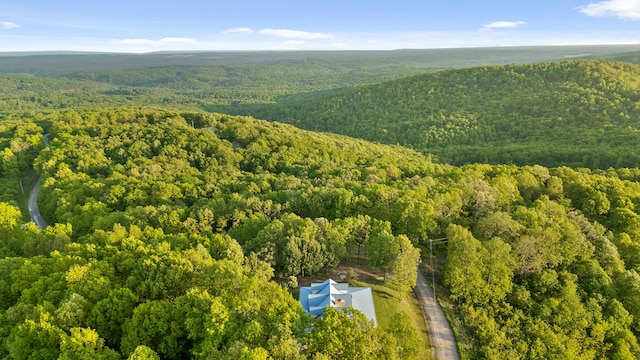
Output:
(2, 108), (640, 358)
(1, 46), (637, 112)
(216, 60), (640, 169)
(5, 52), (640, 172)
(611, 51), (640, 65)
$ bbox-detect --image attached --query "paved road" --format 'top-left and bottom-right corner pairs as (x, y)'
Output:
(28, 134), (49, 230)
(28, 177), (49, 230)
(414, 269), (460, 360)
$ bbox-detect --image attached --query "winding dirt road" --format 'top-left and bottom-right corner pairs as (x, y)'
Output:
(414, 269), (460, 360)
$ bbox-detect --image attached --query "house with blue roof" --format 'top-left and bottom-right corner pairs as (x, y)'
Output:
(299, 278), (377, 326)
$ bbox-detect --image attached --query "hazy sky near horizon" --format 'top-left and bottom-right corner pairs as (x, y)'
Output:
(1, 0), (640, 52)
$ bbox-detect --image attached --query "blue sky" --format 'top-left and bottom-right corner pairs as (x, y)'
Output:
(1, 0), (640, 52)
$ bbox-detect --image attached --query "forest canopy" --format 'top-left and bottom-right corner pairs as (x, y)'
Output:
(0, 107), (640, 358)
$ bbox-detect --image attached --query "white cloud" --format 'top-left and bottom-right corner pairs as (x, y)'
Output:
(1, 21), (20, 29)
(257, 28), (333, 39)
(284, 40), (306, 45)
(482, 21), (527, 30)
(116, 38), (157, 45)
(159, 37), (197, 44)
(4, 28), (640, 53)
(114, 37), (197, 46)
(578, 0), (640, 20)
(222, 27), (254, 34)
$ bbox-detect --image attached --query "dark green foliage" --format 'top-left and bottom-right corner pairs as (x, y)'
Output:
(225, 60), (640, 169)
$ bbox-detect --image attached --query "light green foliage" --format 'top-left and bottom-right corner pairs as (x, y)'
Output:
(175, 287), (229, 353)
(389, 235), (421, 301)
(220, 342), (270, 360)
(615, 270), (640, 333)
(55, 293), (89, 330)
(384, 311), (424, 359)
(249, 214), (331, 277)
(20, 222), (72, 257)
(391, 194), (437, 244)
(6, 313), (64, 360)
(0, 121), (45, 202)
(127, 345), (160, 360)
(0, 202), (21, 229)
(59, 327), (119, 360)
(368, 230), (399, 279)
(65, 262), (112, 304)
(0, 202), (24, 257)
(444, 224), (515, 307)
(125, 248), (195, 300)
(604, 300), (640, 360)
(306, 307), (380, 359)
(481, 237), (514, 301)
(475, 211), (523, 241)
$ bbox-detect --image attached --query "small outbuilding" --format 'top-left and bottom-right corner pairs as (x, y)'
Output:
(299, 278), (377, 326)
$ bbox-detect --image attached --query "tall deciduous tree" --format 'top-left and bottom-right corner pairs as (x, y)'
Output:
(389, 235), (421, 301)
(120, 300), (187, 359)
(444, 224), (514, 306)
(306, 307), (380, 359)
(444, 224), (487, 305)
(6, 313), (64, 360)
(127, 345), (160, 360)
(368, 230), (399, 279)
(87, 288), (138, 349)
(384, 311), (424, 359)
(58, 327), (120, 360)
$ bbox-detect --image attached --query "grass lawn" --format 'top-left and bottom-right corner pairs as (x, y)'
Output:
(361, 280), (435, 359)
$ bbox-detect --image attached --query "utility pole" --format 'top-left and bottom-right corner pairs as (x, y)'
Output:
(428, 237), (448, 300)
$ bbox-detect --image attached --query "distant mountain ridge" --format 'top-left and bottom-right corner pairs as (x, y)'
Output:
(1, 44), (639, 76)
(217, 60), (640, 169)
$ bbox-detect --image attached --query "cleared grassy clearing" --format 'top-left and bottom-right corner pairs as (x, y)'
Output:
(297, 260), (435, 359)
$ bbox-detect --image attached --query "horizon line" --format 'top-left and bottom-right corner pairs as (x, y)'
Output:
(1, 43), (639, 56)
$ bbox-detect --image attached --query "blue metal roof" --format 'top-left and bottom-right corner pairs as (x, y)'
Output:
(299, 278), (377, 326)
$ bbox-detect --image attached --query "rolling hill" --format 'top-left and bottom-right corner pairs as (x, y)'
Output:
(214, 60), (640, 169)
(2, 45), (639, 76)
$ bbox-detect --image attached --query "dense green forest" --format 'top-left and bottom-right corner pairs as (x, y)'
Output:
(2, 109), (433, 359)
(3, 47), (640, 359)
(215, 60), (640, 169)
(2, 108), (640, 358)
